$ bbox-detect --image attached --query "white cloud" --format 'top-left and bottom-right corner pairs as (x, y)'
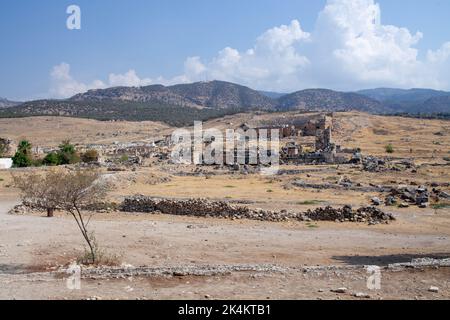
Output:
(184, 56), (206, 77)
(50, 64), (155, 98)
(310, 0), (425, 89)
(50, 0), (450, 97)
(108, 69), (153, 87)
(177, 0), (450, 91)
(181, 20), (312, 90)
(49, 63), (106, 98)
(427, 42), (450, 64)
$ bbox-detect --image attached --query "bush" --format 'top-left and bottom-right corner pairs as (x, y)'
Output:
(57, 140), (80, 165)
(43, 152), (60, 166)
(57, 151), (80, 165)
(385, 144), (394, 154)
(32, 158), (44, 167)
(81, 149), (99, 163)
(40, 141), (81, 167)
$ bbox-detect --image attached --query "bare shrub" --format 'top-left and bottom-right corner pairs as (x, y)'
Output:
(12, 169), (111, 265)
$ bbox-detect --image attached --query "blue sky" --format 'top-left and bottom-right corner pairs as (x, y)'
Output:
(1, 0), (450, 100)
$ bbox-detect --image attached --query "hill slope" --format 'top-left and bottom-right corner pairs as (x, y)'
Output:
(259, 91), (287, 99)
(416, 95), (450, 114)
(0, 81), (274, 125)
(357, 88), (449, 103)
(357, 88), (450, 114)
(71, 80), (275, 110)
(0, 99), (244, 126)
(0, 98), (21, 109)
(277, 89), (383, 113)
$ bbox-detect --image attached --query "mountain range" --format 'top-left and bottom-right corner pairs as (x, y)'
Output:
(277, 89), (383, 113)
(0, 97), (21, 109)
(356, 88), (450, 114)
(0, 81), (449, 124)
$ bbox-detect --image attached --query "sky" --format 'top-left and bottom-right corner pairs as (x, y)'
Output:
(1, 0), (450, 101)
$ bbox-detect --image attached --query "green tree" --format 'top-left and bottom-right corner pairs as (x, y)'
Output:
(17, 140), (32, 153)
(12, 140), (32, 167)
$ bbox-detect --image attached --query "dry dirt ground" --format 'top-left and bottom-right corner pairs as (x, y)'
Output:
(0, 190), (449, 300)
(0, 112), (449, 300)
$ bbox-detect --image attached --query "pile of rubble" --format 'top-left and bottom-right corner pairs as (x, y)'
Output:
(121, 196), (395, 225)
(385, 185), (450, 208)
(362, 157), (416, 173)
(288, 179), (388, 193)
(304, 205), (395, 225)
(362, 157), (387, 172)
(386, 185), (429, 207)
(104, 156), (142, 167)
(431, 188), (450, 200)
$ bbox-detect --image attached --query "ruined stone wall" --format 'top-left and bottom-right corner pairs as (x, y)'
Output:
(120, 195), (395, 225)
(315, 127), (333, 151)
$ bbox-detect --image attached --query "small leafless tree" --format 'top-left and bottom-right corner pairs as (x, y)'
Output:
(12, 169), (108, 264)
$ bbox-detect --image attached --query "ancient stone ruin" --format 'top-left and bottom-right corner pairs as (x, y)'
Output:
(252, 114), (338, 164)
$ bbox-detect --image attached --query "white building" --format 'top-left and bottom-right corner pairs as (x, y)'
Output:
(0, 158), (13, 169)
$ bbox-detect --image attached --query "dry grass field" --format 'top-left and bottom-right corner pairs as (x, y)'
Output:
(0, 116), (173, 148)
(1, 112), (449, 159)
(333, 112), (450, 159)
